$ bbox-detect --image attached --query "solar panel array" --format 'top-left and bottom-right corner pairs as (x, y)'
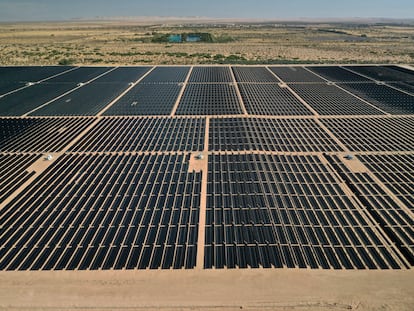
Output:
(104, 83), (183, 116)
(339, 83), (414, 115)
(0, 153), (200, 270)
(176, 84), (243, 115)
(0, 65), (413, 271)
(209, 118), (342, 152)
(70, 117), (205, 152)
(0, 66), (73, 96)
(357, 154), (414, 212)
(321, 117), (414, 152)
(232, 67), (279, 83)
(205, 154), (403, 269)
(326, 154), (414, 266)
(0, 117), (94, 152)
(0, 153), (41, 203)
(238, 84), (313, 115)
(388, 81), (414, 95)
(307, 66), (371, 82)
(269, 66), (326, 83)
(189, 66), (233, 83)
(344, 65), (414, 82)
(288, 84), (386, 115)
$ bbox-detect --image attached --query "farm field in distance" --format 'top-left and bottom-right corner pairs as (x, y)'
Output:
(0, 18), (414, 66)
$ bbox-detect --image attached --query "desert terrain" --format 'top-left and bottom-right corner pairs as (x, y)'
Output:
(1, 269), (414, 311)
(0, 19), (413, 65)
(1, 18), (414, 311)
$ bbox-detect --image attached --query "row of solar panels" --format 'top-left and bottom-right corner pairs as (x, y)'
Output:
(0, 152), (412, 269)
(0, 66), (413, 116)
(1, 116), (412, 153)
(1, 65), (413, 87)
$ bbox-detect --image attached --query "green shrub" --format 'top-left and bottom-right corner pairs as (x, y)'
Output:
(58, 58), (75, 65)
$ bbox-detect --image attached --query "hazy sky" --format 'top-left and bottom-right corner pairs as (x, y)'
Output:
(0, 0), (413, 21)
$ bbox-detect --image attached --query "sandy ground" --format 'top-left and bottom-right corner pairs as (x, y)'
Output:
(0, 269), (413, 310)
(0, 21), (413, 65)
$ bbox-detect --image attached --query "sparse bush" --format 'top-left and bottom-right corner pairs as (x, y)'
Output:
(213, 35), (235, 43)
(190, 53), (212, 59)
(225, 54), (247, 63)
(151, 34), (169, 43)
(58, 58), (75, 65)
(166, 52), (188, 58)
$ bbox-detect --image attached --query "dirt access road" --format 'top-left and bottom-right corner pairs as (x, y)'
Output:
(1, 269), (413, 310)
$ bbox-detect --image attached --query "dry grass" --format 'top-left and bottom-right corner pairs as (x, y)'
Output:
(0, 21), (413, 65)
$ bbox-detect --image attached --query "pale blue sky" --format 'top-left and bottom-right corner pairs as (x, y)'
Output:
(0, 0), (413, 22)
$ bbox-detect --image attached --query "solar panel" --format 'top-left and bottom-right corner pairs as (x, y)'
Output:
(232, 67), (279, 83)
(0, 83), (78, 116)
(209, 117), (343, 152)
(268, 66), (326, 83)
(289, 83), (386, 115)
(385, 66), (414, 81)
(326, 154), (414, 266)
(29, 83), (130, 116)
(189, 66), (233, 83)
(345, 66), (414, 82)
(140, 66), (190, 83)
(388, 81), (414, 95)
(0, 65), (413, 273)
(307, 66), (371, 82)
(321, 117), (414, 152)
(0, 153), (41, 203)
(29, 68), (152, 116)
(70, 117), (206, 152)
(238, 83), (313, 115)
(45, 67), (112, 83)
(357, 154), (414, 211)
(0, 66), (73, 85)
(104, 83), (183, 116)
(0, 82), (27, 96)
(176, 84), (242, 115)
(340, 83), (414, 115)
(0, 117), (95, 152)
(91, 66), (152, 83)
(205, 154), (405, 269)
(0, 153), (201, 270)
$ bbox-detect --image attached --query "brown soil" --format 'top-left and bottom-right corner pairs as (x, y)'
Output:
(1, 269), (413, 310)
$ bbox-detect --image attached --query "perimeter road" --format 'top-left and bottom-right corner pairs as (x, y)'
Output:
(0, 269), (413, 310)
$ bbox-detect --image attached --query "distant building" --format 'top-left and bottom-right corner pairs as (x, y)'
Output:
(168, 34), (182, 43)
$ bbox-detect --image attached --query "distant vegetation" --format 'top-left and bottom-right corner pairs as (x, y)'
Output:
(1, 21), (413, 66)
(151, 32), (232, 43)
(317, 28), (349, 35)
(58, 58), (76, 65)
(212, 34), (236, 43)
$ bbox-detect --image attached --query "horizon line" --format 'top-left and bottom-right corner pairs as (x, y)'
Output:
(1, 16), (414, 24)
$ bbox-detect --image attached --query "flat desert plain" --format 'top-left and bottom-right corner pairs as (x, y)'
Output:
(0, 19), (413, 65)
